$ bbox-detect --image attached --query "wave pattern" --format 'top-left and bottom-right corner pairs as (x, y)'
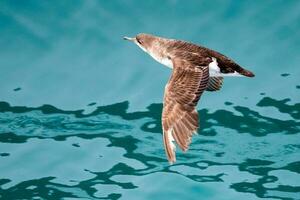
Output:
(0, 96), (299, 200)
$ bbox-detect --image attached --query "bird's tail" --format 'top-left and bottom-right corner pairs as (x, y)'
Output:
(240, 68), (255, 77)
(235, 65), (255, 77)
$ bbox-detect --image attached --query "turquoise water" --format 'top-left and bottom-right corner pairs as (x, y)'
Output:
(0, 0), (300, 199)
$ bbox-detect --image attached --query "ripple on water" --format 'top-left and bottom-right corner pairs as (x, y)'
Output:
(0, 96), (299, 199)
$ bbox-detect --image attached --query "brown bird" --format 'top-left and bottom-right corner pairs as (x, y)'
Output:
(124, 33), (254, 164)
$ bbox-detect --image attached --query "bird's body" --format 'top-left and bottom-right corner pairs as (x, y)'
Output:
(124, 33), (254, 163)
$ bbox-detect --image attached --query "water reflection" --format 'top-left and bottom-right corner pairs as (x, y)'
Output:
(0, 96), (299, 199)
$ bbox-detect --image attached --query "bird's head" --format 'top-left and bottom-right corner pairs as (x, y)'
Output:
(124, 33), (156, 53)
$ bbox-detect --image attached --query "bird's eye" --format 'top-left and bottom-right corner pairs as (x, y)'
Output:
(136, 38), (142, 44)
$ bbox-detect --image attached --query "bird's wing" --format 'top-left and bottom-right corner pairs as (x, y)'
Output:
(162, 58), (209, 163)
(206, 77), (224, 91)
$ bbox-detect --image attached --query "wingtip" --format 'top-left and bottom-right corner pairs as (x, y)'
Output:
(168, 158), (176, 165)
(163, 129), (177, 165)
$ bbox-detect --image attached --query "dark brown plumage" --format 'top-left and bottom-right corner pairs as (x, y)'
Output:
(164, 39), (254, 77)
(206, 77), (224, 91)
(124, 33), (255, 163)
(162, 59), (209, 162)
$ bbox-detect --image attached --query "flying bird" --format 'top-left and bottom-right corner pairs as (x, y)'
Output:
(124, 33), (254, 163)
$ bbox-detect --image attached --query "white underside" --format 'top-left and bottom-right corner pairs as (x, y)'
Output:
(138, 44), (241, 77)
(159, 57), (173, 68)
(149, 51), (173, 68)
(137, 44), (173, 68)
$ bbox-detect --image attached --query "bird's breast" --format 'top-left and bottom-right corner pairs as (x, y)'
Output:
(148, 51), (173, 69)
(159, 57), (173, 68)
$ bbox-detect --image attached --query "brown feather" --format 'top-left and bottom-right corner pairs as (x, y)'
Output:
(129, 34), (255, 163)
(162, 56), (209, 163)
(206, 77), (224, 91)
(164, 39), (254, 77)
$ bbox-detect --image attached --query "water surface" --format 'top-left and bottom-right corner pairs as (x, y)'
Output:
(0, 0), (300, 199)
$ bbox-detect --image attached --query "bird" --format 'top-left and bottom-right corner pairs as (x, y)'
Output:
(124, 33), (254, 164)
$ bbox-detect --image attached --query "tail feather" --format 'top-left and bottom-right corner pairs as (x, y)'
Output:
(235, 65), (255, 77)
(240, 68), (255, 77)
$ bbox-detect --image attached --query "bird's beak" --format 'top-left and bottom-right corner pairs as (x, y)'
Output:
(123, 36), (136, 42)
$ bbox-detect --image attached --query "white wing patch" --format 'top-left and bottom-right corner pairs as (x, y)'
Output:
(208, 57), (220, 76)
(209, 57), (242, 77)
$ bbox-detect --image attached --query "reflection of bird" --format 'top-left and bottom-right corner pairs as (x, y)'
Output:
(124, 33), (254, 163)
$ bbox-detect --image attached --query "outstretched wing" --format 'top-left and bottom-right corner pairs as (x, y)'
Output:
(162, 58), (209, 163)
(206, 77), (224, 91)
